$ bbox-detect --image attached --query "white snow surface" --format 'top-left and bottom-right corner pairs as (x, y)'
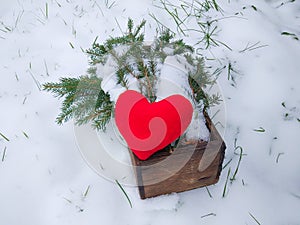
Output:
(1, 0), (300, 224)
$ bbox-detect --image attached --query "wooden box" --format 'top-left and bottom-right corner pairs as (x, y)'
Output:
(130, 112), (226, 199)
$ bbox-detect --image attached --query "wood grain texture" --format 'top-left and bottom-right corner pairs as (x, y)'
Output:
(130, 112), (226, 199)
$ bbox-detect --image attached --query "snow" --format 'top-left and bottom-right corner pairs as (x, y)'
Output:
(156, 55), (211, 141)
(97, 44), (211, 141)
(1, 0), (300, 224)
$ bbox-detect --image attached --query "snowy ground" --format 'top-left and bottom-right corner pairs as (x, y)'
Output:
(1, 0), (300, 224)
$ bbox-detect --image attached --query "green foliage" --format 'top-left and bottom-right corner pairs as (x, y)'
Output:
(43, 75), (113, 130)
(44, 18), (217, 130)
(153, 29), (194, 61)
(86, 19), (146, 65)
(137, 60), (157, 102)
(155, 0), (232, 51)
(186, 54), (221, 109)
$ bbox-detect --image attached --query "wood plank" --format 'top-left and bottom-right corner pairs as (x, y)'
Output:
(129, 112), (226, 199)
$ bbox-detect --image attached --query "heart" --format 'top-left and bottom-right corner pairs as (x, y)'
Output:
(115, 90), (193, 160)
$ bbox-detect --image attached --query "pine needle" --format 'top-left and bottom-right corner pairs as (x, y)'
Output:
(276, 152), (284, 163)
(55, 0), (61, 7)
(201, 212), (216, 218)
(0, 132), (9, 142)
(83, 185), (91, 198)
(222, 158), (232, 170)
(281, 31), (299, 40)
(205, 186), (213, 198)
(44, 59), (49, 76)
(253, 127), (265, 132)
(2, 147), (7, 162)
(251, 5), (258, 11)
(46, 3), (49, 19)
(63, 197), (72, 204)
(249, 212), (261, 225)
(22, 131), (29, 139)
(105, 0), (116, 9)
(15, 72), (19, 81)
(69, 42), (75, 49)
(28, 70), (42, 91)
(290, 192), (300, 199)
(115, 180), (132, 208)
(22, 97), (27, 105)
(211, 0), (219, 11)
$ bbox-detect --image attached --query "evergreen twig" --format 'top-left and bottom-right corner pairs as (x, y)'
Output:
(43, 18), (217, 130)
(43, 75), (113, 130)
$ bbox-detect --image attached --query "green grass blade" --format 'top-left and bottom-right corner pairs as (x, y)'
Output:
(205, 186), (213, 198)
(222, 167), (231, 197)
(115, 180), (132, 208)
(230, 146), (243, 182)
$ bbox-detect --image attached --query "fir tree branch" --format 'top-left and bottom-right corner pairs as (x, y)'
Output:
(43, 75), (113, 130)
(86, 18), (146, 65)
(44, 18), (219, 132)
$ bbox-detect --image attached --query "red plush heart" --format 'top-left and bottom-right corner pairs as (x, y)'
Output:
(115, 90), (193, 160)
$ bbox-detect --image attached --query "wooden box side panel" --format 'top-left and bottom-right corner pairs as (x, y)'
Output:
(142, 149), (223, 199)
(130, 114), (226, 199)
